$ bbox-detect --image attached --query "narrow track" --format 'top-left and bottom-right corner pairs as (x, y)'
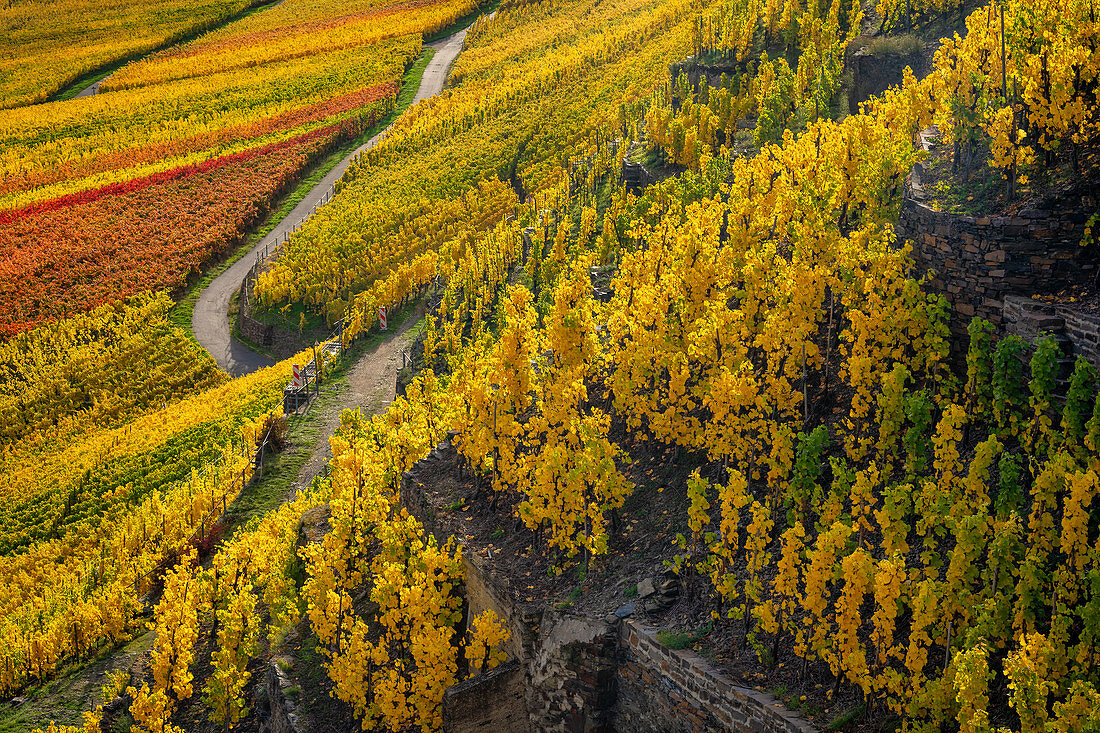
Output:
(191, 24), (477, 377)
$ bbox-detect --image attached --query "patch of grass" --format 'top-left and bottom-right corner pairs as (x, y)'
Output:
(623, 584), (638, 598)
(826, 703), (866, 731)
(656, 622), (713, 650)
(297, 635), (330, 688)
(109, 714), (134, 733)
(656, 629), (696, 649)
(555, 585), (583, 610)
(490, 526), (505, 539)
(770, 685), (806, 712)
(51, 59), (130, 103)
(444, 499), (466, 511)
(921, 134), (1017, 215)
(224, 381), (336, 529)
(0, 633), (153, 733)
(865, 33), (923, 56)
(223, 302), (420, 530)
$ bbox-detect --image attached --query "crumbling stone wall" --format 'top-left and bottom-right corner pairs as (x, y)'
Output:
(527, 611), (620, 732)
(439, 548), (819, 732)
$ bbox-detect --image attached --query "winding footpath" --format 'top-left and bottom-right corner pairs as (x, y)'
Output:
(74, 76), (110, 98)
(192, 26), (476, 377)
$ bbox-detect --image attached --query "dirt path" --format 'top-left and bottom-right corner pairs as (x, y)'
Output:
(290, 304), (423, 496)
(191, 21), (482, 377)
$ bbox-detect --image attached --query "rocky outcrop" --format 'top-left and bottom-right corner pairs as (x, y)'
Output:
(848, 48), (928, 113)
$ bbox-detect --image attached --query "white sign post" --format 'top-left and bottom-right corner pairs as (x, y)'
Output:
(379, 306), (388, 331)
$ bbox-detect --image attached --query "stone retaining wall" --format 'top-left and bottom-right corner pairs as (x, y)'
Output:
(527, 610), (620, 732)
(239, 309), (274, 346)
(443, 661), (529, 733)
(437, 541), (818, 732)
(616, 624), (816, 733)
(896, 164), (1093, 345)
(463, 552), (542, 662)
(848, 49), (928, 113)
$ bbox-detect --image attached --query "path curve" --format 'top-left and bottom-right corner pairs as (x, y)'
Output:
(192, 23), (478, 376)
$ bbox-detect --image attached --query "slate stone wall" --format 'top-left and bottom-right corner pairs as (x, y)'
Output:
(896, 166), (1092, 345)
(442, 661), (530, 733)
(437, 541), (820, 732)
(1004, 294), (1100, 367)
(615, 623), (817, 733)
(849, 49), (929, 113)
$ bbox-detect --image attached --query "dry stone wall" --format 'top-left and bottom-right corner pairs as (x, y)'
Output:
(1004, 294), (1100, 366)
(616, 624), (817, 733)
(239, 308), (274, 347)
(526, 610), (620, 732)
(848, 49), (928, 114)
(443, 661), (530, 733)
(896, 163), (1093, 346)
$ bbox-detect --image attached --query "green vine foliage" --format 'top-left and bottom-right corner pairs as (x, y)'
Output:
(1087, 392), (1100, 460)
(994, 335), (1028, 441)
(904, 389), (933, 478)
(996, 452), (1024, 519)
(966, 318), (995, 420)
(787, 426), (829, 528)
(1027, 335), (1061, 459)
(877, 363), (910, 465)
(1062, 357), (1096, 461)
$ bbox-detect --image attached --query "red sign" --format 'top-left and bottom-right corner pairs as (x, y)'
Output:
(379, 305), (388, 331)
(292, 364), (301, 388)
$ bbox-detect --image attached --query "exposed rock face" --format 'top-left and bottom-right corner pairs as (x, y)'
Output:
(296, 504), (332, 549)
(848, 48), (929, 113)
